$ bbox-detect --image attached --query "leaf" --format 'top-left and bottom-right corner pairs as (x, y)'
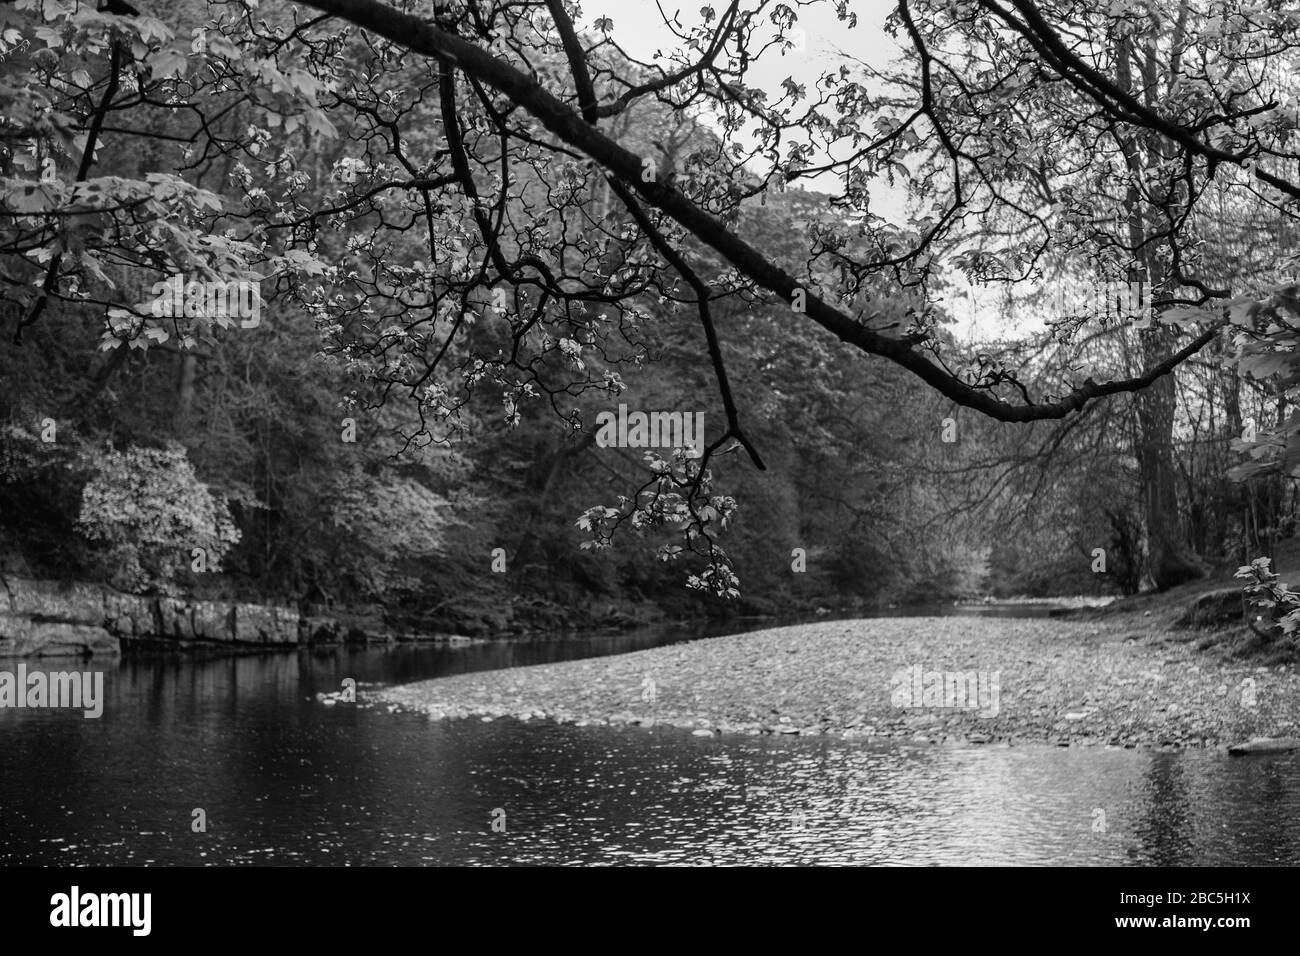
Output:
(150, 49), (189, 78)
(1160, 305), (1210, 326)
(4, 182), (52, 213)
(278, 248), (328, 276)
(1239, 351), (1293, 380)
(1229, 297), (1263, 326)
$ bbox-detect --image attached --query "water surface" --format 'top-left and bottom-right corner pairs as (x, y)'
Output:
(2, 616), (1294, 866)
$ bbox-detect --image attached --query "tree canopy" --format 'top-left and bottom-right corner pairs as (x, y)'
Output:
(3, 0), (1300, 610)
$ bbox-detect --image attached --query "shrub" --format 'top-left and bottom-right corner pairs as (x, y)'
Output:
(76, 442), (241, 594)
(1235, 556), (1300, 639)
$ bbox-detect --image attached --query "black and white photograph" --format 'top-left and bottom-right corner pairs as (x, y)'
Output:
(0, 0), (1295, 926)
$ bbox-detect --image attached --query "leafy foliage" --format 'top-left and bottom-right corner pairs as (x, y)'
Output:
(1236, 557), (1300, 640)
(4, 0), (1300, 624)
(325, 466), (456, 596)
(76, 442), (241, 594)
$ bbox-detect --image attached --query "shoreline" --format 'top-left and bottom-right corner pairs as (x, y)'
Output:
(0, 572), (667, 656)
(367, 615), (1300, 749)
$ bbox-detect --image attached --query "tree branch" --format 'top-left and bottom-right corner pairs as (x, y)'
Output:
(297, 0), (1226, 422)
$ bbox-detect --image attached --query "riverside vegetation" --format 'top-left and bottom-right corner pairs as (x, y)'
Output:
(5, 1), (1300, 661)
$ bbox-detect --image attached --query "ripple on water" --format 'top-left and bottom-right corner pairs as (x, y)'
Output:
(344, 720), (1300, 866)
(3, 650), (1300, 865)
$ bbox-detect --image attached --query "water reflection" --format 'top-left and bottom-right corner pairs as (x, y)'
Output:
(0, 634), (1297, 865)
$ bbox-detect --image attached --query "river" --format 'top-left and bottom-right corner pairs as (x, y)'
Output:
(2, 609), (1298, 865)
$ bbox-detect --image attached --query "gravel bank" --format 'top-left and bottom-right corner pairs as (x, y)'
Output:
(367, 616), (1300, 747)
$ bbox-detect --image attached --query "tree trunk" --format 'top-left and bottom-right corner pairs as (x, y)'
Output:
(175, 352), (197, 427)
(1134, 348), (1200, 589)
(1115, 23), (1204, 592)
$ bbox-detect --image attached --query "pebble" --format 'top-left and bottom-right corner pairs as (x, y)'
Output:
(362, 616), (1300, 749)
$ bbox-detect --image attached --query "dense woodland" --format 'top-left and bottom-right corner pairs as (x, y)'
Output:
(2, 0), (1300, 634)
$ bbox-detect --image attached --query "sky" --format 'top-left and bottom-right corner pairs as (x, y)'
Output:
(576, 1), (901, 93)
(575, 0), (901, 207)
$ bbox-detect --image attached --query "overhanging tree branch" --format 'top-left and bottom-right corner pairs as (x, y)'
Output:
(543, 0), (765, 469)
(15, 38), (124, 344)
(297, 0), (1226, 423)
(979, 0), (1300, 202)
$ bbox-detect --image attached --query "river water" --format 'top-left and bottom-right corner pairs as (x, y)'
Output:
(2, 610), (1299, 866)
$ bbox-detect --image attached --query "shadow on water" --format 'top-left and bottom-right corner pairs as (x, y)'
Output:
(1, 613), (1297, 865)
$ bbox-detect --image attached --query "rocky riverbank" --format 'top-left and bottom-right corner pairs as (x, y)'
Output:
(368, 615), (1300, 748)
(0, 575), (472, 656)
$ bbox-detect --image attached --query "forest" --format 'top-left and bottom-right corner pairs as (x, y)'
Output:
(2, 0), (1299, 637)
